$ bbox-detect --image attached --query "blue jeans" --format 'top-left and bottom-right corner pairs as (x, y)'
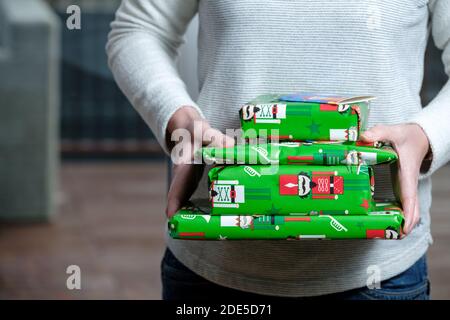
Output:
(161, 248), (430, 300)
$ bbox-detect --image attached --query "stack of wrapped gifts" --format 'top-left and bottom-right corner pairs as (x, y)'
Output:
(168, 93), (405, 240)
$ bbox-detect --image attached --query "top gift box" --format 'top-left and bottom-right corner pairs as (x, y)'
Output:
(240, 93), (374, 142)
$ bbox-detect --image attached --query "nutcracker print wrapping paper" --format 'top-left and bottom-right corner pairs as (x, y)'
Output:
(168, 92), (406, 241)
(240, 93), (373, 142)
(200, 141), (397, 166)
(208, 165), (376, 216)
(168, 203), (404, 240)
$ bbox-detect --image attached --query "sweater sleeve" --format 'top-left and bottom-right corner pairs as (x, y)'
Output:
(106, 0), (202, 154)
(410, 0), (450, 179)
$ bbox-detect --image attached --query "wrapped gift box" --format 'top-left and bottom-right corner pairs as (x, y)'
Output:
(201, 141), (397, 166)
(168, 92), (406, 241)
(209, 164), (376, 216)
(168, 203), (404, 240)
(240, 93), (373, 142)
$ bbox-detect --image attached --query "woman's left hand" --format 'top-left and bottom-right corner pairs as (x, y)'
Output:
(361, 124), (430, 234)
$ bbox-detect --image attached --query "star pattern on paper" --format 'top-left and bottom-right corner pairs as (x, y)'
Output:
(306, 120), (321, 135)
(219, 235), (227, 240)
(265, 204), (281, 215)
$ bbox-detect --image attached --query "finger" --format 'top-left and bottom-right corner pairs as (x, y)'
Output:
(405, 196), (420, 234)
(166, 164), (204, 217)
(165, 198), (181, 219)
(166, 164), (205, 217)
(397, 157), (419, 234)
(203, 128), (235, 148)
(412, 195), (420, 230)
(191, 128), (235, 164)
(360, 125), (395, 144)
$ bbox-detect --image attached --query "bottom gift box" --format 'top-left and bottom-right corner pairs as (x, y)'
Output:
(168, 203), (405, 240)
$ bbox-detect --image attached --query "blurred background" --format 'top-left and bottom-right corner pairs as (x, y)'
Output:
(0, 0), (449, 299)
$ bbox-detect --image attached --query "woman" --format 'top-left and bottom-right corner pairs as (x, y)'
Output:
(107, 0), (450, 300)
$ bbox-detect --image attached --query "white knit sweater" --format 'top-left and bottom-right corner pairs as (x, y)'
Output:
(107, 0), (450, 296)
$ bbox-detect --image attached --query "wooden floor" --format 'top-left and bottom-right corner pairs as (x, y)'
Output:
(0, 161), (449, 299)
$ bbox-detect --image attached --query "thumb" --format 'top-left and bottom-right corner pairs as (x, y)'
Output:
(166, 164), (205, 217)
(203, 127), (235, 148)
(360, 125), (394, 143)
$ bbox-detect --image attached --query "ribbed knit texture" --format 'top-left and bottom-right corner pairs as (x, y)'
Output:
(107, 0), (450, 296)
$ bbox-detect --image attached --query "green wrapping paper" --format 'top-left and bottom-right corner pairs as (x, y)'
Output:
(240, 93), (373, 142)
(168, 203), (404, 240)
(209, 165), (375, 216)
(167, 92), (407, 241)
(201, 141), (397, 166)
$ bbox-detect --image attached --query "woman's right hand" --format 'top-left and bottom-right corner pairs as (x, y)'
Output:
(165, 106), (235, 217)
